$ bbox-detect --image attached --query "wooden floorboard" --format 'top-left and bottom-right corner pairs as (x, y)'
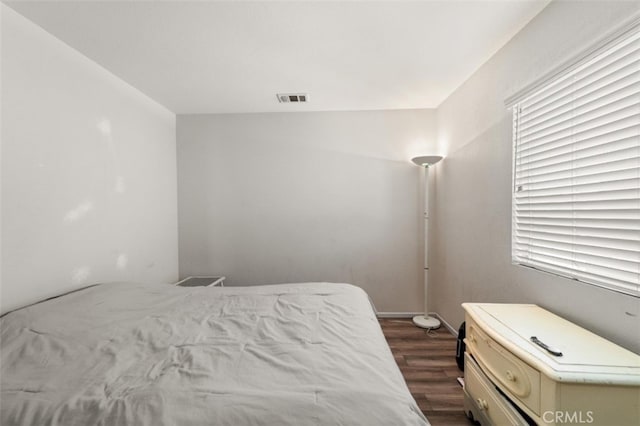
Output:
(379, 318), (474, 426)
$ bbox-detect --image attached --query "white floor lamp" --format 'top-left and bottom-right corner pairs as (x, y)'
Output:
(411, 155), (443, 329)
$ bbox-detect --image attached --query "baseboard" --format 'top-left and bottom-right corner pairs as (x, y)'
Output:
(376, 312), (422, 318)
(376, 311), (459, 337)
(432, 312), (458, 337)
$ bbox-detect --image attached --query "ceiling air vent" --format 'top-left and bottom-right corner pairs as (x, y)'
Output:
(277, 93), (308, 103)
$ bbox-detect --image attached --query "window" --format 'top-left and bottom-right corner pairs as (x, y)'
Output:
(511, 25), (639, 297)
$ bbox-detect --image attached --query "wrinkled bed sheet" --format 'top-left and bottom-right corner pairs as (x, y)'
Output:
(1, 282), (428, 425)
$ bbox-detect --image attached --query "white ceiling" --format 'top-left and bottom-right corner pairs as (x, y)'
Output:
(5, 0), (549, 114)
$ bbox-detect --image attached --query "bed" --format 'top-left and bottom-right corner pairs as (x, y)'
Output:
(0, 282), (429, 425)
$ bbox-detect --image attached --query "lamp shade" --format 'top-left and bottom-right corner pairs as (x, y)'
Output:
(411, 155), (443, 167)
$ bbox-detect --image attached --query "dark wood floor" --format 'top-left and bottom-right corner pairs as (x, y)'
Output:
(379, 318), (474, 426)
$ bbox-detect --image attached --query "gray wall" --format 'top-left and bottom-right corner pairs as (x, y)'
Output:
(177, 110), (437, 312)
(1, 5), (179, 313)
(431, 0), (640, 352)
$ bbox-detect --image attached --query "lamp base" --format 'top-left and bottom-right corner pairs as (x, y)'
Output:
(412, 315), (441, 329)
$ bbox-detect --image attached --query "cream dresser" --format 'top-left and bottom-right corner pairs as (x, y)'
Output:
(462, 303), (640, 426)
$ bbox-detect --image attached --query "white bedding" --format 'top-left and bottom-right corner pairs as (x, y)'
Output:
(0, 282), (428, 425)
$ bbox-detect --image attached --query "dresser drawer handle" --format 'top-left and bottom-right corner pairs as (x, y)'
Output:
(506, 370), (516, 382)
(476, 398), (489, 410)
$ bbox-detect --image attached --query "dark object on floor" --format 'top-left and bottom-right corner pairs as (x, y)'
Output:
(456, 321), (465, 371)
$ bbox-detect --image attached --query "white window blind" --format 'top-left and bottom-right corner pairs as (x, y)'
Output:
(512, 26), (640, 297)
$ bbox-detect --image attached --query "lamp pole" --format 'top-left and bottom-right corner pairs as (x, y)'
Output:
(410, 156), (443, 329)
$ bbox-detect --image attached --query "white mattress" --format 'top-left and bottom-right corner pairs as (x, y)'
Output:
(0, 282), (429, 425)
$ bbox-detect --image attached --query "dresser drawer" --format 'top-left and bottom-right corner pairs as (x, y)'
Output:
(466, 318), (541, 415)
(465, 353), (528, 426)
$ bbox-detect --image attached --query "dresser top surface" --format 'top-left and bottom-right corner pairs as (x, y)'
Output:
(462, 303), (640, 384)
